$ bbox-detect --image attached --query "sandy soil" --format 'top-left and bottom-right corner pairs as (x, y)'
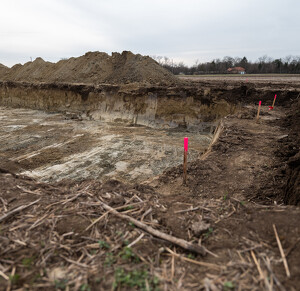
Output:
(0, 107), (211, 184)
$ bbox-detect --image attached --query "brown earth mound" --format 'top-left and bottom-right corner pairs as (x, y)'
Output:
(0, 51), (179, 85)
(0, 63), (9, 77)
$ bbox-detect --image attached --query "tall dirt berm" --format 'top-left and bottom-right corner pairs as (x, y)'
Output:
(0, 63), (9, 77)
(0, 51), (179, 86)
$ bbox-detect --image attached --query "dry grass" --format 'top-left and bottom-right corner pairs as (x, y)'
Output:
(0, 177), (294, 290)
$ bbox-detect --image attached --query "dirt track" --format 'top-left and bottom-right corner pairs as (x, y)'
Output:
(0, 74), (299, 290)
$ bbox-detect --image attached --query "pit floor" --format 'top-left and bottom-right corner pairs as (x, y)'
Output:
(0, 107), (212, 183)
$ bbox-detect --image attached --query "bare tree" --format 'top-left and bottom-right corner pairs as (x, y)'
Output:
(156, 54), (300, 75)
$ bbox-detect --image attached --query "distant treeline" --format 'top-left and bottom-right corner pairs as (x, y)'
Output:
(152, 55), (300, 75)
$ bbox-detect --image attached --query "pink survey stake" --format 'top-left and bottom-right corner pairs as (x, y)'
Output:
(259, 101), (262, 106)
(184, 137), (188, 151)
(269, 94), (277, 110)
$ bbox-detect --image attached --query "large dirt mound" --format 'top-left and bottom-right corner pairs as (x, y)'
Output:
(0, 63), (9, 77)
(0, 51), (179, 85)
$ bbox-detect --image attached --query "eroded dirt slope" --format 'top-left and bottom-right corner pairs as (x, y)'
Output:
(282, 98), (300, 205)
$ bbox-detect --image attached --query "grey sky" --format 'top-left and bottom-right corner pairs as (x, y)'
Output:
(1, 0), (299, 67)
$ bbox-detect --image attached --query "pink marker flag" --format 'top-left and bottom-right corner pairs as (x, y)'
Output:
(184, 137), (188, 152)
(259, 101), (262, 106)
(274, 94), (277, 100)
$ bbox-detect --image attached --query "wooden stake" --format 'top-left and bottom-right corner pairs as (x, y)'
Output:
(256, 101), (262, 122)
(183, 137), (188, 184)
(183, 150), (187, 184)
(273, 224), (290, 278)
(272, 94), (277, 108)
(269, 94), (277, 110)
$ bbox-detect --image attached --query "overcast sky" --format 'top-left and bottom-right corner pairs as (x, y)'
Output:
(1, 0), (299, 67)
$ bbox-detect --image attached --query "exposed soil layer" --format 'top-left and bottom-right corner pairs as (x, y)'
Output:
(0, 107), (212, 183)
(0, 51), (179, 85)
(1, 79), (298, 129)
(0, 76), (299, 290)
(0, 81), (241, 129)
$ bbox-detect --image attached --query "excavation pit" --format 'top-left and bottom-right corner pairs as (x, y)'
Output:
(0, 80), (238, 184)
(0, 107), (213, 183)
(0, 74), (300, 290)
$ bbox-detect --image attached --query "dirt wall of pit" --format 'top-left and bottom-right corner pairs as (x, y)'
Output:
(0, 81), (239, 131)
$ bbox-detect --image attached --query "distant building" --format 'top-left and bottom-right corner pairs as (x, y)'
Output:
(227, 67), (246, 74)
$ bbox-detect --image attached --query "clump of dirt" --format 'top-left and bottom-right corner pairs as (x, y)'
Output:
(0, 51), (179, 85)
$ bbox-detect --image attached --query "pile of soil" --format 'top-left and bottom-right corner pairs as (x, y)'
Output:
(0, 51), (179, 85)
(0, 63), (8, 77)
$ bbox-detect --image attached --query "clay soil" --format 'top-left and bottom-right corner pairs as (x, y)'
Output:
(0, 77), (300, 291)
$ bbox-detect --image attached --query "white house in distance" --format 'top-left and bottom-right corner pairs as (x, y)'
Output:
(227, 67), (246, 74)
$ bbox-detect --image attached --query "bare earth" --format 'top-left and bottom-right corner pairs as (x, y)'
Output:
(0, 76), (299, 290)
(179, 74), (300, 86)
(0, 107), (211, 183)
